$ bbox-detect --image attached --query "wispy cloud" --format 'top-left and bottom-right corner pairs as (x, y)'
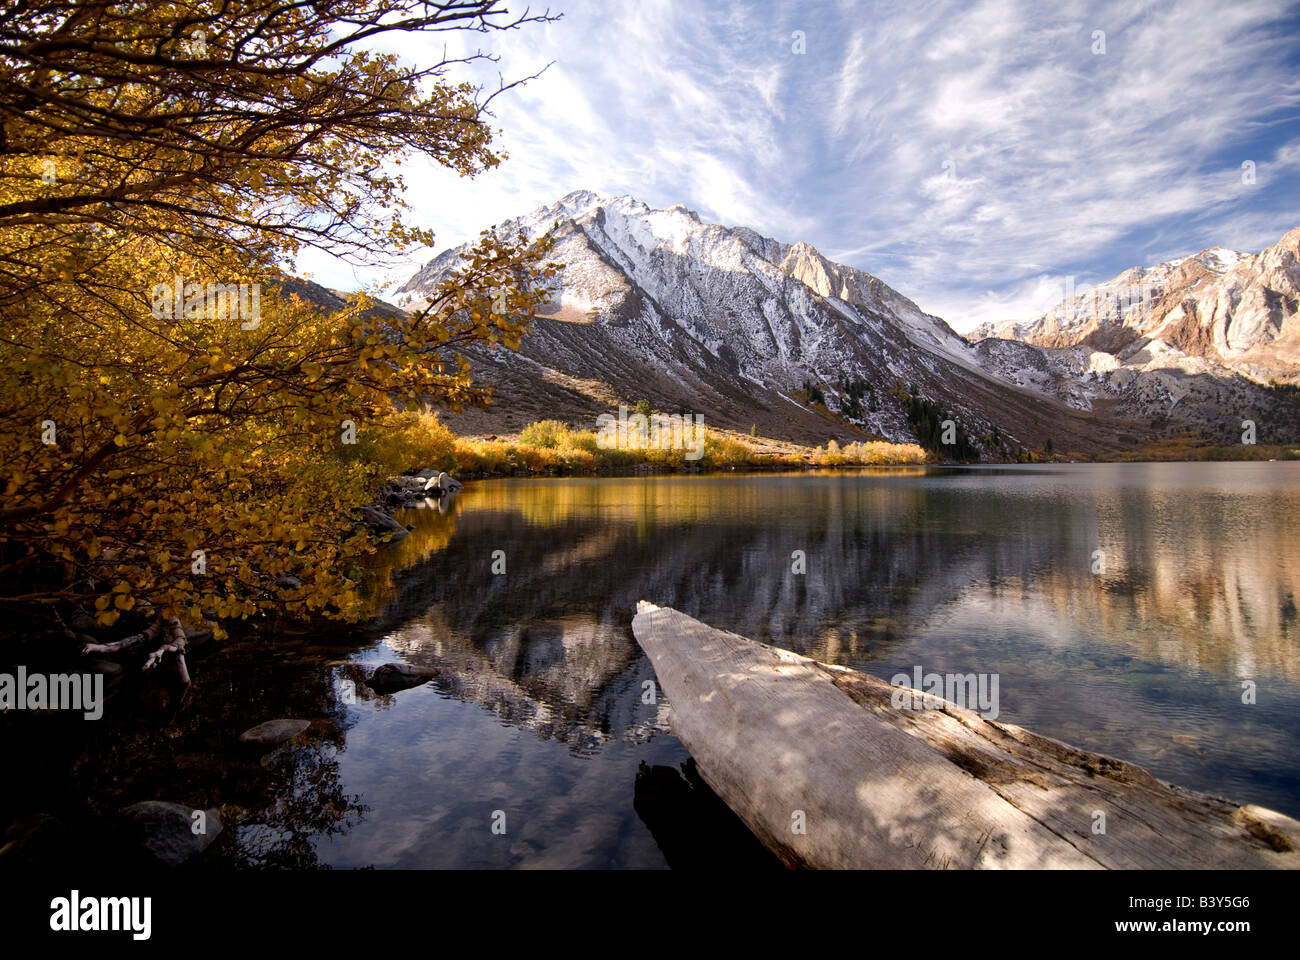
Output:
(302, 0), (1300, 334)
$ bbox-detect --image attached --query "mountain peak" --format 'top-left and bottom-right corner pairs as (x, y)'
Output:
(971, 225), (1300, 384)
(544, 188), (617, 219)
(557, 188), (601, 206)
(389, 195), (1299, 453)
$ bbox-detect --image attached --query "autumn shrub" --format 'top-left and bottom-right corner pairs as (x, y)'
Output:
(517, 419), (570, 449)
(566, 430), (602, 455)
(699, 432), (755, 469)
(814, 439), (927, 465)
(365, 410), (458, 474)
(449, 419), (925, 477)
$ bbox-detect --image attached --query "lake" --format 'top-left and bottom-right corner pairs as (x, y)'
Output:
(49, 463), (1300, 868)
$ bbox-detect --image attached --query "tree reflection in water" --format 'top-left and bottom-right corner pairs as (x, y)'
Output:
(12, 465), (1299, 867)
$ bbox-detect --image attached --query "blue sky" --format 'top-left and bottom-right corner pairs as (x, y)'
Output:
(305, 0), (1300, 334)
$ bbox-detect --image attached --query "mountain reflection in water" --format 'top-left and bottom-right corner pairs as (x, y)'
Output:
(45, 464), (1300, 868)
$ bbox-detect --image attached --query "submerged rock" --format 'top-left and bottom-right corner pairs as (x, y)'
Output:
(366, 662), (439, 694)
(239, 718), (311, 746)
(119, 801), (222, 866)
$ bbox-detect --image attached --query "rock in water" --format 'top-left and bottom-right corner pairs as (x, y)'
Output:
(366, 662), (439, 694)
(239, 718), (311, 746)
(119, 801), (222, 866)
(359, 505), (409, 540)
(425, 471), (464, 495)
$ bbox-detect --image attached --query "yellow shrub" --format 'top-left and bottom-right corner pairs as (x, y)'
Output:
(700, 432), (754, 468)
(567, 430), (601, 455)
(365, 410), (458, 474)
(813, 438), (926, 465)
(518, 419), (570, 449)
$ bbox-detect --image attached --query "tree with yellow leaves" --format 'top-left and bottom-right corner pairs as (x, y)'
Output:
(0, 1), (559, 643)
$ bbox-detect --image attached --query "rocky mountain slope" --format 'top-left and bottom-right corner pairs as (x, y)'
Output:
(969, 229), (1300, 439)
(973, 230), (1300, 384)
(388, 192), (1299, 455)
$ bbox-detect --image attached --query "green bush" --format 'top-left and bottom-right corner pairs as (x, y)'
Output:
(517, 419), (569, 449)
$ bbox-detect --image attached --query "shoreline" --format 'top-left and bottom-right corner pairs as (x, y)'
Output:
(446, 449), (1300, 483)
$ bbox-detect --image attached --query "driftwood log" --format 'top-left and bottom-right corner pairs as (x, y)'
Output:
(82, 614), (190, 685)
(631, 602), (1300, 869)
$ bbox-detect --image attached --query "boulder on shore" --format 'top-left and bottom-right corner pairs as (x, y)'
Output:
(359, 505), (409, 540)
(424, 471), (464, 496)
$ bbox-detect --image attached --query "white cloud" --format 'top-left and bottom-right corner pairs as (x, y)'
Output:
(301, 0), (1300, 337)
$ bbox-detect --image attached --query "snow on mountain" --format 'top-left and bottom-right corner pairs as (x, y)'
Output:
(391, 193), (1300, 453)
(971, 230), (1300, 384)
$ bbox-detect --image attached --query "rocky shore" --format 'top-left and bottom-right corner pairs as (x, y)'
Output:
(0, 459), (462, 869)
(358, 469), (464, 541)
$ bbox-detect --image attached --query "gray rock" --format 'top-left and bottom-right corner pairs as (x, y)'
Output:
(426, 472), (464, 495)
(69, 611), (99, 634)
(239, 718), (311, 746)
(366, 662), (440, 693)
(119, 801), (222, 866)
(359, 505), (409, 540)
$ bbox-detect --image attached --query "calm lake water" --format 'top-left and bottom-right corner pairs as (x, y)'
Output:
(39, 463), (1300, 868)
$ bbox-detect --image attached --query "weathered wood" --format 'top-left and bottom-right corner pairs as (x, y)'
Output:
(85, 616), (191, 685)
(631, 602), (1300, 869)
(81, 633), (149, 656)
(141, 617), (188, 684)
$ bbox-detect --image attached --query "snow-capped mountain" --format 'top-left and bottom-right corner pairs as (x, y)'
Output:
(391, 192), (1299, 453)
(968, 228), (1300, 442)
(973, 229), (1300, 385)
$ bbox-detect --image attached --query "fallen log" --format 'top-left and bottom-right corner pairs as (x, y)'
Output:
(631, 602), (1300, 869)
